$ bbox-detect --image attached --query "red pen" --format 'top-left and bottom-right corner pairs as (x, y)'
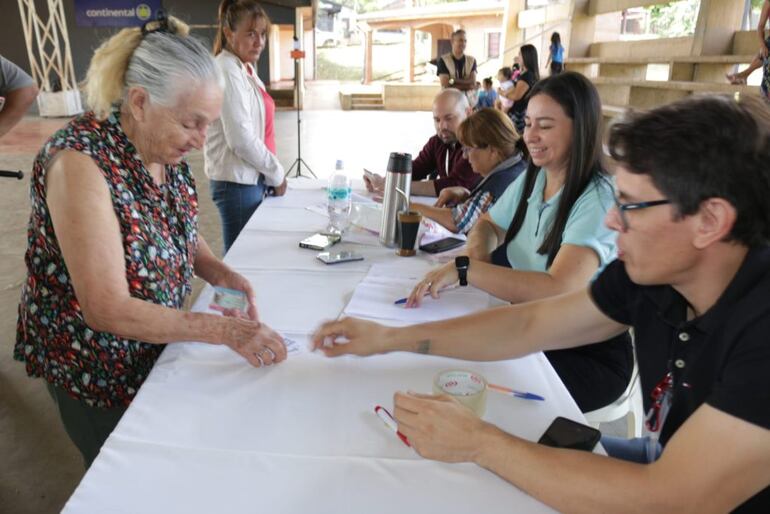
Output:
(374, 405), (410, 447)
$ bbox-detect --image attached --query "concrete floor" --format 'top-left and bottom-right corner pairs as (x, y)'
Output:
(0, 87), (433, 513)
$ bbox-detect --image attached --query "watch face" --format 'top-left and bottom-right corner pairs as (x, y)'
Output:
(455, 256), (470, 267)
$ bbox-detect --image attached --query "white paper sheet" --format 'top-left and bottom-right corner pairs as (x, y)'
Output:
(343, 274), (491, 323)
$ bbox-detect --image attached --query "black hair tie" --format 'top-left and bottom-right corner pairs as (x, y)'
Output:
(141, 9), (170, 37)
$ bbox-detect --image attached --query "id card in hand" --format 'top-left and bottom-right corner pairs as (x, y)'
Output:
(209, 286), (248, 313)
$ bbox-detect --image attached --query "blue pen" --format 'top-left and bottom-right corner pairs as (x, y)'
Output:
(488, 383), (545, 401)
(394, 294), (427, 305)
(394, 285), (458, 305)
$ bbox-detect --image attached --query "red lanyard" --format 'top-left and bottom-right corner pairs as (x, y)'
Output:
(645, 372), (673, 434)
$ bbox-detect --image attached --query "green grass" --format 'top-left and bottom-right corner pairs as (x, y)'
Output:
(317, 52), (363, 81)
(317, 42), (431, 82)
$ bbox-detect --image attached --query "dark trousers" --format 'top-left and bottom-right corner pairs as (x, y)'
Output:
(210, 177), (266, 254)
(545, 333), (633, 412)
(490, 244), (634, 412)
(550, 61), (564, 75)
(46, 383), (127, 469)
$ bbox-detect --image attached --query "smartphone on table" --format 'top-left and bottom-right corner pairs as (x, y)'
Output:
(317, 250), (364, 265)
(537, 416), (601, 452)
(419, 237), (466, 254)
(299, 233), (341, 251)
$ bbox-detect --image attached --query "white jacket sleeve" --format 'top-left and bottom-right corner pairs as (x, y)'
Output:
(219, 68), (284, 186)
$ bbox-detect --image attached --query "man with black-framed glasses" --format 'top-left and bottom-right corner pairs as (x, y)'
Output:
(314, 93), (770, 512)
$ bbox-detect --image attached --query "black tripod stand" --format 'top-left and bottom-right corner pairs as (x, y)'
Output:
(285, 36), (315, 179)
(1, 170), (24, 179)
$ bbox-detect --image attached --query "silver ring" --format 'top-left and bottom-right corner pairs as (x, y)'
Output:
(257, 347), (275, 364)
(255, 354), (265, 367)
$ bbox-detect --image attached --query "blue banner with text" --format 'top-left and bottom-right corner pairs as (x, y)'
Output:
(74, 1), (162, 28)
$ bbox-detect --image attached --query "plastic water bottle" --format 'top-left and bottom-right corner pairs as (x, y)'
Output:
(327, 159), (351, 235)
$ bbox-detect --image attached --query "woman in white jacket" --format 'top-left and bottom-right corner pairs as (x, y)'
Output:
(205, 0), (287, 252)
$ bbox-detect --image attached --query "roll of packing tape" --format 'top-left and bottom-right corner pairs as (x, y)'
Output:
(433, 369), (487, 417)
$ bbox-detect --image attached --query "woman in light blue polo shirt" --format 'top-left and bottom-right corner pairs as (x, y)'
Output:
(408, 72), (632, 412)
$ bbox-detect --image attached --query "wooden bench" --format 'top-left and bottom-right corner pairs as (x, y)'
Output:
(590, 77), (757, 110)
(601, 104), (627, 120)
(566, 54), (756, 83)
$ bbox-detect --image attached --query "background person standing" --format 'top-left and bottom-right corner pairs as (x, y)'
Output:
(205, 0), (287, 254)
(437, 29), (478, 93)
(545, 32), (564, 76)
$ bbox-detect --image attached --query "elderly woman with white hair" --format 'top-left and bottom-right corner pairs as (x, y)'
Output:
(14, 13), (286, 469)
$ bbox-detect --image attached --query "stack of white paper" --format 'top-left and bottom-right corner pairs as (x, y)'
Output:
(343, 268), (491, 324)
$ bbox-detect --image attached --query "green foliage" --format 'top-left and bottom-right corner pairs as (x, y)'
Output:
(647, 0), (700, 38)
(335, 0), (464, 14)
(316, 52), (362, 81)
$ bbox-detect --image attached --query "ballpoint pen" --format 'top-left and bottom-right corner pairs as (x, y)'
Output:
(488, 383), (545, 401)
(374, 405), (411, 447)
(394, 293), (428, 305)
(394, 284), (459, 305)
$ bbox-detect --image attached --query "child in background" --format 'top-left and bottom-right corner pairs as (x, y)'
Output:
(476, 77), (498, 109)
(546, 32), (564, 75)
(495, 67), (514, 113)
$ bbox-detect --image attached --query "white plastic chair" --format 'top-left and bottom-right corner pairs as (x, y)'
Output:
(584, 359), (644, 438)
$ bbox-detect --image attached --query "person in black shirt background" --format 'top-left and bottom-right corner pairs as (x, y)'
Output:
(436, 29), (477, 92)
(502, 44), (540, 134)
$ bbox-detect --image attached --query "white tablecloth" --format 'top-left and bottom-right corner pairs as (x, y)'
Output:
(63, 180), (588, 514)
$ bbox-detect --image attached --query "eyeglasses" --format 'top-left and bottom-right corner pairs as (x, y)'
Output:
(461, 145), (488, 157)
(613, 197), (671, 231)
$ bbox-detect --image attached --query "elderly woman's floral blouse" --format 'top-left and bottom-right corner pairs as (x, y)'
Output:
(15, 111), (198, 407)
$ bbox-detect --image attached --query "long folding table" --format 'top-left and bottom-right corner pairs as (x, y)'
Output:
(62, 180), (590, 514)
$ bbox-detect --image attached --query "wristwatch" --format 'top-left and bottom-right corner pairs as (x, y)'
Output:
(455, 256), (469, 286)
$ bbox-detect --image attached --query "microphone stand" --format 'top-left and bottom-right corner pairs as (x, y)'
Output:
(285, 34), (315, 179)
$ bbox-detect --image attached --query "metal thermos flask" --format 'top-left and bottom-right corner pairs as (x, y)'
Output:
(379, 152), (412, 247)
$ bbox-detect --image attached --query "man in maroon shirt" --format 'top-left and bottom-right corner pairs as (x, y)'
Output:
(364, 89), (480, 197)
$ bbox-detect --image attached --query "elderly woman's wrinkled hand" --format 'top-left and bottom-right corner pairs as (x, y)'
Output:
(222, 317), (287, 368)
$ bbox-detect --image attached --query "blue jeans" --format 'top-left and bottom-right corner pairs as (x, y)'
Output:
(601, 435), (662, 464)
(210, 178), (266, 254)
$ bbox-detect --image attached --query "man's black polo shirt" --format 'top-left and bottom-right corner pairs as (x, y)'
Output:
(591, 247), (770, 512)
